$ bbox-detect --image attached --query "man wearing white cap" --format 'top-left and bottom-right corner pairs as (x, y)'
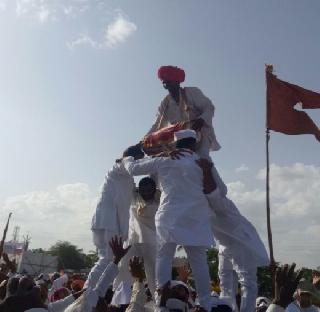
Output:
(123, 129), (214, 311)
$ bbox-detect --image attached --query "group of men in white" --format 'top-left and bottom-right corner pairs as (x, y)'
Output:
(87, 65), (269, 312)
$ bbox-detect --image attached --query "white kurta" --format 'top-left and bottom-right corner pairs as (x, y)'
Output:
(128, 191), (159, 245)
(86, 161), (135, 289)
(91, 161), (135, 239)
(113, 191), (159, 300)
(123, 153), (214, 247)
(148, 87), (221, 154)
(207, 186), (269, 269)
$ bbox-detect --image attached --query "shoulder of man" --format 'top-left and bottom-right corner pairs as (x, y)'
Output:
(184, 86), (204, 96)
(159, 94), (171, 112)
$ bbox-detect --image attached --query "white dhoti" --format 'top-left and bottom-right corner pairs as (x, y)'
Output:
(219, 247), (258, 312)
(84, 229), (117, 289)
(206, 184), (269, 312)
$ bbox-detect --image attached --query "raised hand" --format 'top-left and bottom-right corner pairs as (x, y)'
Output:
(273, 263), (303, 308)
(195, 159), (216, 194)
(108, 236), (131, 265)
(312, 270), (320, 288)
(195, 158), (212, 171)
(129, 256), (145, 282)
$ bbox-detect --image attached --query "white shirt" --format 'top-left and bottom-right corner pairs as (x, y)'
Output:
(128, 191), (159, 245)
(148, 87), (220, 151)
(124, 153), (214, 247)
(91, 161), (135, 238)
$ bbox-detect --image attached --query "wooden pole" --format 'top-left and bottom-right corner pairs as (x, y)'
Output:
(265, 65), (276, 296)
(0, 213), (12, 258)
(266, 128), (274, 265)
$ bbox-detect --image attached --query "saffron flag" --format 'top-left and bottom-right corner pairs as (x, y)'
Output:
(266, 70), (320, 141)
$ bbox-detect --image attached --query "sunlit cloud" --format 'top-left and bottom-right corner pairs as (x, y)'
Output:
(235, 164), (249, 173)
(67, 12), (137, 50)
(1, 163), (318, 267)
(66, 34), (98, 49)
(14, 0), (89, 23)
(228, 163), (320, 268)
(104, 13), (137, 48)
(1, 183), (97, 252)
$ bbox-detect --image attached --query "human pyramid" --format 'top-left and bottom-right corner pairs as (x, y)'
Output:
(84, 65), (269, 312)
(0, 66), (317, 312)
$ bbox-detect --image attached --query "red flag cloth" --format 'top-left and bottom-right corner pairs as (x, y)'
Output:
(266, 71), (320, 141)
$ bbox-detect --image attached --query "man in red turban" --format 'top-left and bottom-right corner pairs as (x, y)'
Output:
(147, 65), (221, 159)
(157, 65), (185, 83)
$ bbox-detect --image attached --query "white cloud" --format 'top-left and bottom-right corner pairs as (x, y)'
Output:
(38, 4), (49, 23)
(12, 1), (136, 49)
(1, 163), (318, 268)
(67, 12), (137, 50)
(0, 0), (7, 12)
(104, 13), (137, 48)
(62, 2), (89, 18)
(1, 183), (97, 252)
(66, 34), (98, 49)
(15, 0), (89, 23)
(227, 163), (320, 268)
(235, 164), (249, 173)
(15, 0), (54, 23)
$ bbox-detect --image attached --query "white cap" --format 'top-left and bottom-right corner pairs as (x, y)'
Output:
(174, 129), (197, 141)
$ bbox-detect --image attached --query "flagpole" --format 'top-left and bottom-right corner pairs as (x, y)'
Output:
(265, 128), (274, 263)
(265, 65), (276, 296)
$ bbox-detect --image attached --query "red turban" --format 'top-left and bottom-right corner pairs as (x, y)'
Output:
(158, 66), (185, 83)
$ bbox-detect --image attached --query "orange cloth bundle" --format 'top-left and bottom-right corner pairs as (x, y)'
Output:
(143, 122), (187, 155)
(143, 122), (186, 147)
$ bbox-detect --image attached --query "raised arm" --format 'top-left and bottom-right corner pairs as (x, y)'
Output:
(123, 156), (162, 176)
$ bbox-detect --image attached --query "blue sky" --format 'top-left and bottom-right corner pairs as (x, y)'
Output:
(0, 0), (319, 268)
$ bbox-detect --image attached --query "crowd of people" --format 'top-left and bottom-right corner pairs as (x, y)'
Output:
(0, 66), (319, 311)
